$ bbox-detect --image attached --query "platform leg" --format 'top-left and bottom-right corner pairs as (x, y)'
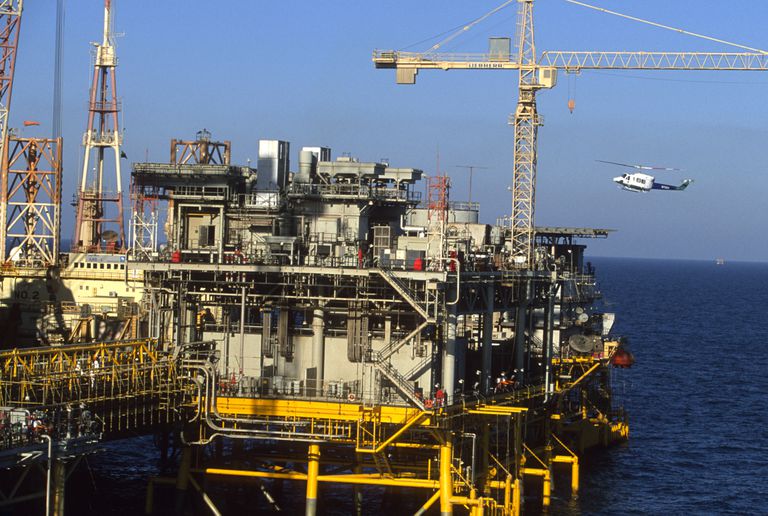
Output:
(174, 447), (192, 514)
(571, 457), (579, 497)
(542, 470), (551, 509)
(51, 460), (65, 516)
(306, 443), (320, 516)
(439, 440), (453, 516)
(353, 458), (363, 516)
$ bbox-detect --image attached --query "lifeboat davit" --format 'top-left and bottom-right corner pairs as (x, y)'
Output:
(610, 347), (635, 368)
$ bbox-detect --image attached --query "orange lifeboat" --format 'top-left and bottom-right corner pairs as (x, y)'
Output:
(610, 347), (635, 368)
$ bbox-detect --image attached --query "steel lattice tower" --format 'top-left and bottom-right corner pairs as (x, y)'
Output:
(73, 0), (125, 252)
(510, 0), (541, 266)
(426, 174), (449, 270)
(0, 0), (23, 262)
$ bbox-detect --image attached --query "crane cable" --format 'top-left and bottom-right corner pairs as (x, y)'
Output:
(565, 0), (768, 54)
(425, 0), (517, 54)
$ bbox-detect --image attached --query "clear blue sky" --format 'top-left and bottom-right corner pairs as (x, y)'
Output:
(11, 1), (768, 261)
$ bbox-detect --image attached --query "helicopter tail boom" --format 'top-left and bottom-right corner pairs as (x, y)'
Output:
(653, 179), (694, 191)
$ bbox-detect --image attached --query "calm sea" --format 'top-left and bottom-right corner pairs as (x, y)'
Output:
(60, 258), (768, 515)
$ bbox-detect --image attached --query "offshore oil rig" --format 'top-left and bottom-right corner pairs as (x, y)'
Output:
(11, 0), (768, 513)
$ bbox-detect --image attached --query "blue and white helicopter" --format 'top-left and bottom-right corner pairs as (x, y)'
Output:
(598, 160), (694, 193)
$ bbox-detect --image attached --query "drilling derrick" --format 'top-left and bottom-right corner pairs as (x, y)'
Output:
(73, 0), (125, 253)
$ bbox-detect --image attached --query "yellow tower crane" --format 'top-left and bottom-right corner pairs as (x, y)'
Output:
(373, 0), (768, 266)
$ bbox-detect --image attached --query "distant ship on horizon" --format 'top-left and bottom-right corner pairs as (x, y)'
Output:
(715, 257), (725, 266)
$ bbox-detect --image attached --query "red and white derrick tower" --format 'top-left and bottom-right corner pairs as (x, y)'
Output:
(73, 0), (125, 252)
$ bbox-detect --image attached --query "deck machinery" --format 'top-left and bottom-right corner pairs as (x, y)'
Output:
(130, 133), (629, 515)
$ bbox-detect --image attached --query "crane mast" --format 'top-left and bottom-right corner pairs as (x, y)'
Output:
(511, 0), (539, 265)
(73, 0), (126, 253)
(0, 0), (22, 262)
(373, 0), (768, 267)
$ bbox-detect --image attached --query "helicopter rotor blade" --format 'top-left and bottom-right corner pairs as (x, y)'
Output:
(596, 160), (682, 171)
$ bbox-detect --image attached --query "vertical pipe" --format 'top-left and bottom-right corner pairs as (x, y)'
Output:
(441, 307), (457, 402)
(176, 282), (185, 349)
(514, 282), (528, 386)
(224, 312), (230, 376)
(217, 206), (224, 264)
(439, 440), (453, 516)
(239, 287), (246, 376)
(512, 477), (522, 516)
(312, 308), (325, 396)
(482, 284), (494, 395)
(52, 460), (65, 516)
(503, 474), (511, 512)
(306, 444), (320, 516)
(571, 457), (579, 496)
(543, 277), (556, 401)
(42, 434), (52, 516)
(542, 470), (551, 509)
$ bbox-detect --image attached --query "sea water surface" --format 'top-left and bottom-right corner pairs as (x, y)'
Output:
(64, 258), (768, 514)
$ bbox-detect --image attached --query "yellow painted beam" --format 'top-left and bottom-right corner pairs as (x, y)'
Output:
(204, 468), (440, 489)
(215, 397), (430, 425)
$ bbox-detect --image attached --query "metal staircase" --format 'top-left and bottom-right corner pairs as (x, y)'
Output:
(375, 268), (433, 321)
(376, 359), (426, 410)
(374, 320), (429, 363)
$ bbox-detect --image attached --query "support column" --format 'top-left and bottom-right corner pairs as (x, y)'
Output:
(306, 443), (320, 516)
(513, 413), (524, 515)
(439, 440), (453, 516)
(353, 457), (363, 516)
(571, 457), (579, 497)
(482, 284), (494, 395)
(174, 447), (192, 515)
(176, 282), (186, 349)
(51, 460), (65, 516)
(441, 307), (457, 401)
(514, 282), (529, 386)
(542, 470), (551, 509)
(543, 277), (556, 401)
(312, 308), (325, 397)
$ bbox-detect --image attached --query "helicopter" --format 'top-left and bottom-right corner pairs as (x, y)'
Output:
(598, 160), (694, 193)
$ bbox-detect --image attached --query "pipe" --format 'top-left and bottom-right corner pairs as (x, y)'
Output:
(414, 490), (441, 516)
(41, 434), (52, 516)
(187, 475), (222, 516)
(239, 287), (246, 376)
(446, 257), (461, 305)
(311, 308), (325, 396)
(462, 432), (477, 487)
(441, 307), (457, 404)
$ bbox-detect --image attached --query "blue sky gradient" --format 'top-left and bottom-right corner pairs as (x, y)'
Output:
(11, 1), (768, 261)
